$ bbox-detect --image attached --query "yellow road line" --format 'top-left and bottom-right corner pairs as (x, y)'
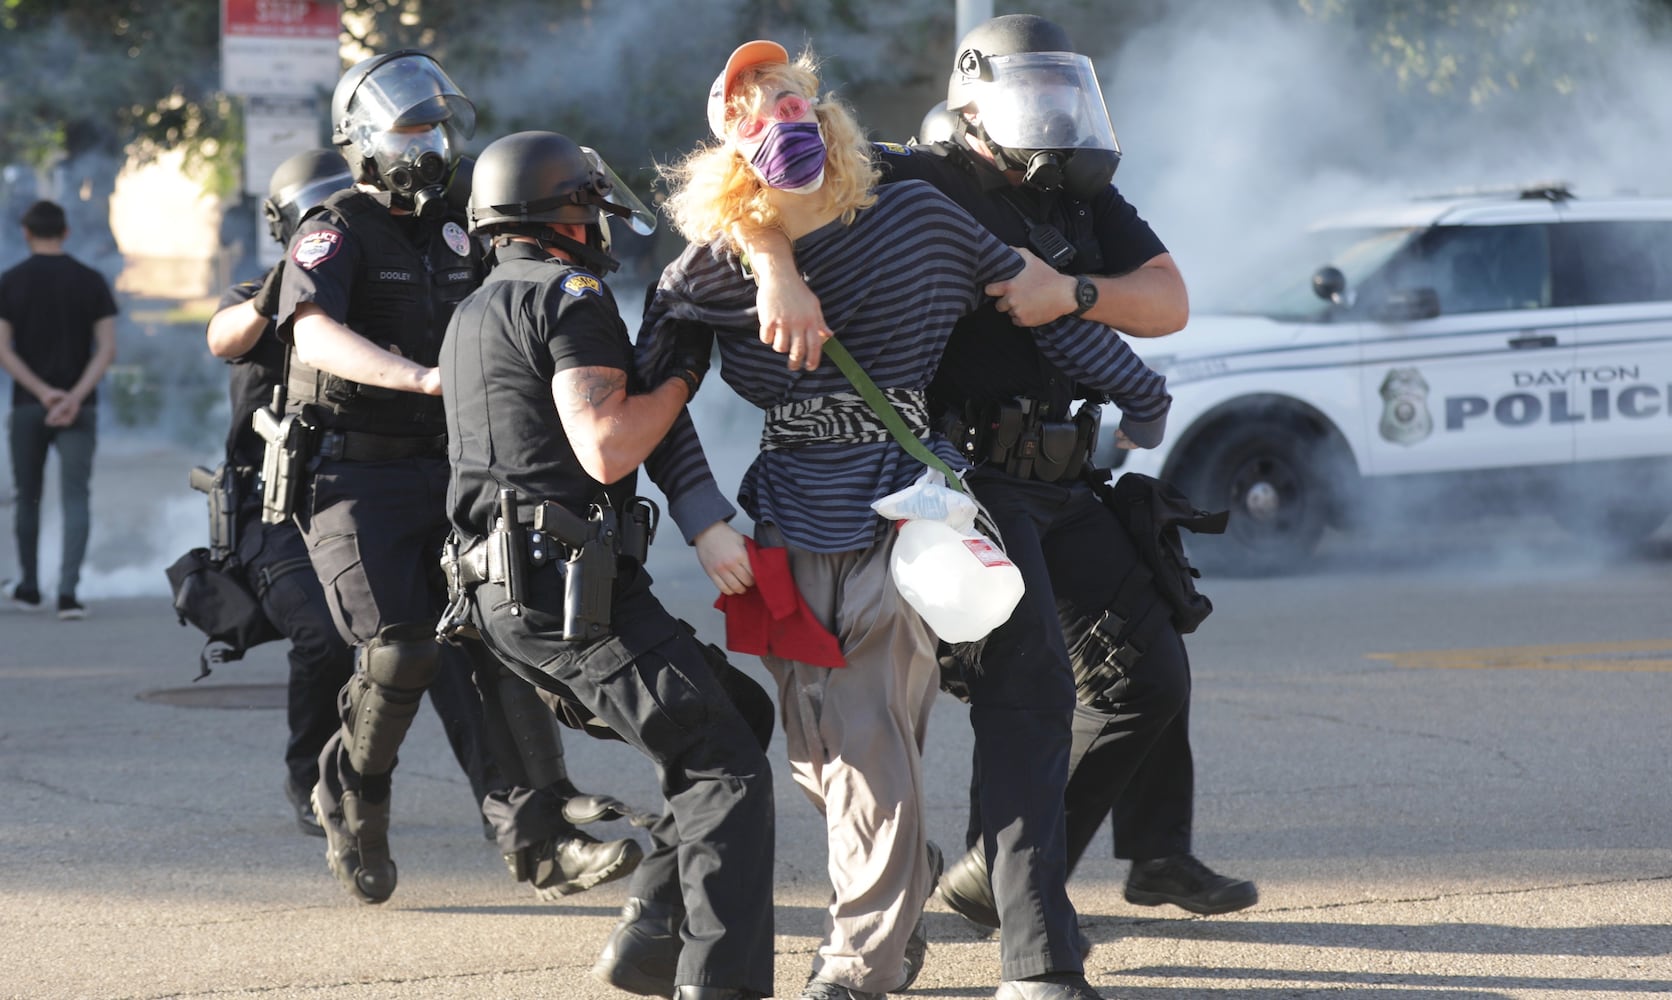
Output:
(1367, 639), (1672, 672)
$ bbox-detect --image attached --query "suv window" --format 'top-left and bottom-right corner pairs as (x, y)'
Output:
(1360, 224), (1551, 317)
(1552, 221), (1672, 306)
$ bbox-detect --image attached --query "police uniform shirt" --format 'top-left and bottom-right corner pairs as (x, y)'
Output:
(0, 252), (118, 409)
(275, 189), (479, 366)
(442, 241), (637, 539)
(875, 139), (1167, 412)
(215, 277), (284, 470)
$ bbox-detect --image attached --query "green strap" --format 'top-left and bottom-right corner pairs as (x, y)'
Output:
(821, 337), (966, 495)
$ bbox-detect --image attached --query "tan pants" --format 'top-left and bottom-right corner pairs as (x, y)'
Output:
(758, 524), (941, 993)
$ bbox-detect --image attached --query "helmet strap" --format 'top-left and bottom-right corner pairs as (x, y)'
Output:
(503, 223), (618, 274)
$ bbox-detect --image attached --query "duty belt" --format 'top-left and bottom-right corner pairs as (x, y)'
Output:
(316, 429), (447, 462)
(437, 492), (658, 645)
(942, 398), (1102, 483)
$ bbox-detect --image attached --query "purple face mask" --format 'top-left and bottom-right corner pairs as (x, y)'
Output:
(748, 121), (827, 193)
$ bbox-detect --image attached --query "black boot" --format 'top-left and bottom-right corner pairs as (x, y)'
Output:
(506, 830), (643, 900)
(591, 897), (685, 998)
(1124, 854), (1258, 915)
(936, 845), (999, 931)
(314, 785), (396, 904)
(995, 972), (1102, 999)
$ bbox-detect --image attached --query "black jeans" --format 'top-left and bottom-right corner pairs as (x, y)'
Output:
(472, 559), (775, 996)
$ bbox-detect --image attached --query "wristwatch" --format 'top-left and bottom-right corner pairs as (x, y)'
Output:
(1070, 274), (1099, 317)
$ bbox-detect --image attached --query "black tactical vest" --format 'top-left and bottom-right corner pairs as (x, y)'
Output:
(286, 189), (480, 436)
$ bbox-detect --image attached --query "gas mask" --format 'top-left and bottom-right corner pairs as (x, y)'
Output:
(372, 126), (453, 218)
(954, 51), (1122, 199)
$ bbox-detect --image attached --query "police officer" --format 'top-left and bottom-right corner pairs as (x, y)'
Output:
(745, 14), (1257, 997)
(204, 149), (358, 836)
(274, 51), (638, 905)
(440, 129), (775, 1000)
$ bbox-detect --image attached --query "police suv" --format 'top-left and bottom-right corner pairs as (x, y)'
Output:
(1098, 183), (1672, 573)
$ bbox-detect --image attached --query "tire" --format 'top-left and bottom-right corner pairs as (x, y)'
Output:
(1181, 420), (1335, 575)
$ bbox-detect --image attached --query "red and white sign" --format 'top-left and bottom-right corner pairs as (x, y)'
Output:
(221, 0), (341, 97)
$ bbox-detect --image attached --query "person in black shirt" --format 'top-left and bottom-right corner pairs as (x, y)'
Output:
(744, 15), (1257, 999)
(274, 52), (639, 906)
(0, 200), (117, 619)
(440, 129), (775, 1000)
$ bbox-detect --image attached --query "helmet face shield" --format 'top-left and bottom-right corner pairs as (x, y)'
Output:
(964, 52), (1119, 155)
(266, 171), (352, 246)
(342, 54), (476, 157)
(580, 147), (656, 236)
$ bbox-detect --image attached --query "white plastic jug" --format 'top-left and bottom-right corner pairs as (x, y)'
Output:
(891, 518), (1025, 642)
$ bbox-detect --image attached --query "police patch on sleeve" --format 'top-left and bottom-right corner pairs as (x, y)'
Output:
(443, 221), (471, 257)
(291, 230), (342, 270)
(874, 141), (912, 156)
(562, 272), (603, 298)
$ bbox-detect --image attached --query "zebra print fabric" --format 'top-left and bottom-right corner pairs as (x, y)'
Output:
(760, 388), (930, 452)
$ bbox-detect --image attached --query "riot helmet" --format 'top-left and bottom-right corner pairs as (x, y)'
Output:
(467, 130), (655, 274)
(330, 50), (476, 218)
(262, 149), (353, 247)
(947, 14), (1121, 198)
(915, 100), (960, 145)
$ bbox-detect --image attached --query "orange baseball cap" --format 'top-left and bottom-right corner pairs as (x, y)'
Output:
(706, 39), (790, 138)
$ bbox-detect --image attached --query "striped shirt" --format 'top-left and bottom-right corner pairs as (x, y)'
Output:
(640, 179), (1170, 553)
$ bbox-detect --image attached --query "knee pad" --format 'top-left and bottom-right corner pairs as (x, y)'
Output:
(342, 623), (440, 776)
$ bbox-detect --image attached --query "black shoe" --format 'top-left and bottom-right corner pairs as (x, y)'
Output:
(995, 972), (1102, 999)
(284, 777), (326, 838)
(1124, 854), (1258, 915)
(591, 897), (684, 998)
(56, 594), (86, 620)
(673, 988), (763, 1000)
(510, 829), (643, 899)
(936, 846), (999, 931)
(799, 979), (884, 1000)
(4, 579), (42, 611)
(313, 785), (396, 904)
(900, 839), (944, 989)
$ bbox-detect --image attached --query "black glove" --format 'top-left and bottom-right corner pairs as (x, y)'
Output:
(251, 261), (285, 320)
(666, 319), (713, 402)
(668, 318), (714, 378)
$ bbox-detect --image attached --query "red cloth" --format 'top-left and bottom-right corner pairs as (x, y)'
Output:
(714, 538), (846, 668)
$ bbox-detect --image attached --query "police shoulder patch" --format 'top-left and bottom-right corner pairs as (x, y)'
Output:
(292, 230), (342, 270)
(562, 272), (603, 298)
(442, 221), (471, 257)
(874, 141), (912, 157)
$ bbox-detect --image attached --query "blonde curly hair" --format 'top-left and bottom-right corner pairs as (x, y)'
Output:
(661, 50), (879, 251)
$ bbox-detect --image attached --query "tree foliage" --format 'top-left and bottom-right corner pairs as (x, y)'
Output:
(0, 0), (234, 190)
(1298, 0), (1671, 110)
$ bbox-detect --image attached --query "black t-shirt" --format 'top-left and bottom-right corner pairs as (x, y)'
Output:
(215, 276), (287, 468)
(0, 253), (118, 408)
(874, 139), (1167, 413)
(442, 242), (638, 538)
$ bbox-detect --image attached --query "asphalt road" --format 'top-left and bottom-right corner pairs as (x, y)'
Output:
(2, 433), (1670, 999)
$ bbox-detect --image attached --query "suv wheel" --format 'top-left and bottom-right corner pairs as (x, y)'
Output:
(1185, 420), (1333, 575)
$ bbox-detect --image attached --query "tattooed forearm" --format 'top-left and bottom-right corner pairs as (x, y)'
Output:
(560, 367), (626, 411)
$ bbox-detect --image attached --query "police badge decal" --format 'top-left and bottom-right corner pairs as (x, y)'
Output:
(1379, 367), (1433, 445)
